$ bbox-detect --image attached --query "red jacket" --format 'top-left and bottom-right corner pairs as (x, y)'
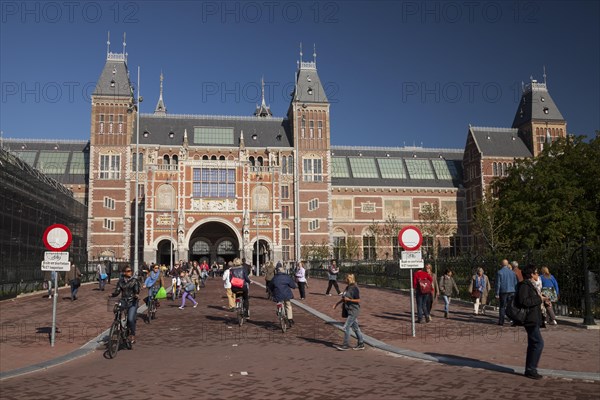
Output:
(413, 270), (432, 289)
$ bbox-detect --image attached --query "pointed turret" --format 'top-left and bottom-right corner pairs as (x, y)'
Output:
(154, 71), (167, 115)
(254, 77), (272, 117)
(93, 32), (132, 97)
(512, 72), (567, 157)
(292, 43), (328, 104)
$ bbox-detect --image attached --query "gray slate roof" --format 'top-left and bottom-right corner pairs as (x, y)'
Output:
(469, 127), (532, 158)
(293, 63), (328, 103)
(93, 57), (133, 97)
(138, 114), (292, 148)
(331, 146), (464, 189)
(512, 82), (564, 128)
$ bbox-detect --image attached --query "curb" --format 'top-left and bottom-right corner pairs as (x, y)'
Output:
(253, 280), (600, 382)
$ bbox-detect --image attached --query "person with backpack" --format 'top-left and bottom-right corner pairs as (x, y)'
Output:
(516, 264), (545, 379)
(413, 265), (433, 323)
(438, 268), (460, 318)
(229, 258), (251, 317)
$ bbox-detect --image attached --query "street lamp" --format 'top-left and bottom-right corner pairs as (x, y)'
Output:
(255, 175), (262, 276)
(133, 66), (142, 275)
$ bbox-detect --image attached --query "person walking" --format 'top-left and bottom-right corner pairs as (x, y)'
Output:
(333, 274), (365, 351)
(64, 262), (82, 301)
(425, 263), (439, 318)
(325, 259), (341, 296)
(517, 265), (545, 379)
(413, 265), (433, 323)
(512, 261), (524, 283)
(469, 267), (491, 315)
(97, 263), (108, 291)
(222, 261), (235, 311)
(540, 266), (559, 325)
(295, 261), (307, 300)
(178, 271), (198, 309)
(495, 259), (518, 326)
(438, 269), (460, 318)
(43, 270), (58, 298)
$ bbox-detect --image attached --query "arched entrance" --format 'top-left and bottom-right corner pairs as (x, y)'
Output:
(157, 239), (176, 266)
(189, 221), (240, 265)
(253, 239), (271, 271)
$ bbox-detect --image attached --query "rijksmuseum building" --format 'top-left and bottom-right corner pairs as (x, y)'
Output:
(3, 45), (567, 268)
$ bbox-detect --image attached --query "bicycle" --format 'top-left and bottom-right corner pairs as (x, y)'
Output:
(107, 300), (133, 358)
(146, 294), (158, 323)
(276, 301), (290, 333)
(234, 291), (246, 327)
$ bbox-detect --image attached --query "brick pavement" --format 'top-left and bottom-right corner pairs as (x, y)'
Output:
(0, 276), (598, 399)
(0, 275), (598, 382)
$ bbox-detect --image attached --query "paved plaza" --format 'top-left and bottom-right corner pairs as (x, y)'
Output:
(1, 277), (598, 399)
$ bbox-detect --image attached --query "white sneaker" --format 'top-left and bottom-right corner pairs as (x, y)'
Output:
(178, 306), (184, 309)
(193, 303), (198, 308)
(552, 320), (557, 325)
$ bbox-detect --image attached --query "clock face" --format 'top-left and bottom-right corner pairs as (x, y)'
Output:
(43, 224), (72, 251)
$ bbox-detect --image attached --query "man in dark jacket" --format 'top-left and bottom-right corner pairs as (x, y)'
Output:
(111, 265), (141, 343)
(268, 262), (297, 325)
(517, 264), (544, 379)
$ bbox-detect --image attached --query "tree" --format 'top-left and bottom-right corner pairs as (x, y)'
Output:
(345, 234), (361, 261)
(366, 220), (382, 259)
(493, 136), (600, 252)
(472, 188), (509, 254)
(419, 203), (453, 272)
(382, 214), (402, 259)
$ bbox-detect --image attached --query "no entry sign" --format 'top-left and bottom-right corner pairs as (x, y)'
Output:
(43, 224), (72, 252)
(398, 226), (423, 251)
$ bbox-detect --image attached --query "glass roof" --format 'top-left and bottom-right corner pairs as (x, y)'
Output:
(37, 151), (70, 174)
(348, 157), (378, 178)
(405, 159), (435, 179)
(431, 159), (460, 180)
(332, 157), (350, 178)
(377, 158), (406, 179)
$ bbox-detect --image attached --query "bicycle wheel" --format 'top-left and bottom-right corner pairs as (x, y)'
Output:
(237, 306), (244, 327)
(123, 327), (133, 350)
(107, 321), (121, 358)
(280, 312), (287, 333)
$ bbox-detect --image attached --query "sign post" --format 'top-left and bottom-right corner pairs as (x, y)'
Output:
(398, 226), (423, 338)
(42, 224), (72, 347)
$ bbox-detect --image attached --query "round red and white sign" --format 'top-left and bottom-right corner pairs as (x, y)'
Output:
(398, 226), (423, 251)
(43, 224), (72, 252)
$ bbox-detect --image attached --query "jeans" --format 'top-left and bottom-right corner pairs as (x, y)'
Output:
(442, 295), (451, 312)
(326, 279), (340, 295)
(99, 278), (107, 291)
(343, 313), (364, 346)
(298, 282), (306, 299)
(416, 292), (430, 321)
(127, 301), (138, 335)
(498, 292), (514, 325)
(71, 285), (79, 300)
(47, 280), (55, 296)
(181, 291), (197, 307)
(525, 325), (544, 374)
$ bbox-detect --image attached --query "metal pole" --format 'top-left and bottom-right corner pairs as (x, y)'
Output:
(51, 272), (58, 346)
(410, 268), (416, 337)
(582, 237), (596, 325)
(256, 179), (260, 276)
(170, 193), (173, 272)
(134, 66), (140, 275)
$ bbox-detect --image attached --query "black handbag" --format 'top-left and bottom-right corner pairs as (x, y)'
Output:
(342, 303), (348, 318)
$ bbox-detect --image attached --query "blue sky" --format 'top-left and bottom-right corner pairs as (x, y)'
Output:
(1, 1), (598, 149)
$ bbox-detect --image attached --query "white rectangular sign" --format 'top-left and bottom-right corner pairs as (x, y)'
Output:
(399, 260), (424, 270)
(401, 250), (422, 261)
(42, 251), (70, 271)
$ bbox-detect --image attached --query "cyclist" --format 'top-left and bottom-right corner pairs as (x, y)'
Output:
(143, 264), (164, 306)
(111, 265), (141, 343)
(268, 262), (297, 326)
(229, 257), (251, 318)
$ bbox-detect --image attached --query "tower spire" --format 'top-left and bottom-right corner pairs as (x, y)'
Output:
(260, 76), (266, 107)
(106, 31), (111, 58)
(154, 71), (167, 115)
(254, 76), (272, 117)
(543, 65), (547, 86)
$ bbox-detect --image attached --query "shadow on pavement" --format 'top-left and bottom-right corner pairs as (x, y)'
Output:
(425, 352), (517, 375)
(298, 336), (338, 348)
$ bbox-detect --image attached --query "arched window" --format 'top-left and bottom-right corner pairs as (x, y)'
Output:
(202, 155), (209, 160)
(163, 154), (170, 165)
(219, 155), (225, 160)
(281, 156), (287, 174)
(172, 155), (178, 165)
(217, 240), (236, 255)
(191, 240), (210, 255)
(287, 155), (294, 174)
(257, 156), (263, 166)
(493, 162), (498, 176)
(249, 156), (255, 166)
(211, 155), (217, 160)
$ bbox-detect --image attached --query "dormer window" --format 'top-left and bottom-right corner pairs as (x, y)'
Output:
(543, 107), (549, 114)
(540, 97), (545, 102)
(110, 79), (115, 88)
(307, 88), (313, 95)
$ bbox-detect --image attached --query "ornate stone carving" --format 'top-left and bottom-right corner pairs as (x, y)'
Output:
(191, 198), (237, 211)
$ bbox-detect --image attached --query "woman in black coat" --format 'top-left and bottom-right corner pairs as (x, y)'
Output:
(517, 264), (544, 379)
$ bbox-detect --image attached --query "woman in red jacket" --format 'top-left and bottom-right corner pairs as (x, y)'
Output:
(413, 266), (433, 323)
